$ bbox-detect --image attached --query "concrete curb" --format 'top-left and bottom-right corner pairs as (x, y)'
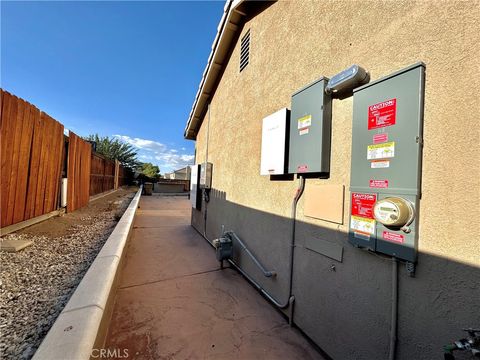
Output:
(33, 187), (142, 360)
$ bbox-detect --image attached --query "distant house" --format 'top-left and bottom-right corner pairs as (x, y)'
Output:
(165, 166), (191, 180)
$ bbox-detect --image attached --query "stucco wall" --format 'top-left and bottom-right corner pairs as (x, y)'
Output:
(191, 1), (480, 359)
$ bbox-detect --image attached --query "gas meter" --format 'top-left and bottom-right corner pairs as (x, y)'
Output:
(348, 63), (425, 262)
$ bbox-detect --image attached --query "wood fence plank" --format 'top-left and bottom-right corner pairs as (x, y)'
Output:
(67, 133), (76, 212)
(42, 114), (57, 213)
(1, 93), (15, 226)
(5, 96), (24, 226)
(84, 142), (91, 205)
(24, 108), (42, 220)
(67, 131), (91, 212)
(12, 100), (34, 224)
(34, 113), (50, 217)
(52, 122), (64, 210)
(1, 92), (15, 226)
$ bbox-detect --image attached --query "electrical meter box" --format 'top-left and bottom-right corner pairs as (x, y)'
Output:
(348, 63), (425, 262)
(260, 108), (289, 175)
(288, 77), (332, 174)
(190, 164), (201, 209)
(199, 162), (212, 189)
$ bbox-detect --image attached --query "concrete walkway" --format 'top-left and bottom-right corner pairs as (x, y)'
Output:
(104, 195), (323, 360)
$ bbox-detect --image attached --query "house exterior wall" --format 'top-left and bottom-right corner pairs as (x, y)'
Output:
(190, 1), (480, 359)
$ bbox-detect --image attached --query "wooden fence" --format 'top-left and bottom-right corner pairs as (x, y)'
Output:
(67, 132), (92, 213)
(0, 89), (133, 229)
(90, 153), (116, 196)
(1, 91), (64, 227)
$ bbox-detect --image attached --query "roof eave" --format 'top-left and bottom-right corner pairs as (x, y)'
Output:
(184, 0), (247, 140)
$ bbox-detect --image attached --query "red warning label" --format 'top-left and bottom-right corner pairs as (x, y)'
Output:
(297, 164), (308, 173)
(369, 179), (389, 188)
(351, 193), (376, 219)
(373, 133), (388, 144)
(383, 231), (404, 244)
(368, 99), (396, 130)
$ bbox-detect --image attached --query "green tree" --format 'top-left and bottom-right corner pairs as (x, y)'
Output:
(138, 162), (160, 179)
(85, 134), (139, 169)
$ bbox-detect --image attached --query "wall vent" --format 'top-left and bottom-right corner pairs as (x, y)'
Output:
(240, 30), (250, 72)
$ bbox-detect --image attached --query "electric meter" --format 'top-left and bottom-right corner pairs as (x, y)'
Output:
(373, 197), (415, 229)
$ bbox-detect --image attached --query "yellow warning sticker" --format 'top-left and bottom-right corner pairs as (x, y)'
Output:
(350, 216), (376, 235)
(367, 141), (395, 160)
(297, 115), (312, 130)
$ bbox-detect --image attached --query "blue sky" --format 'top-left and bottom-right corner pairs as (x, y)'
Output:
(1, 1), (224, 173)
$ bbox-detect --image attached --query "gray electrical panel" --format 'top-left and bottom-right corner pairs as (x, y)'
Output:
(199, 162), (212, 189)
(288, 78), (332, 174)
(348, 63), (425, 262)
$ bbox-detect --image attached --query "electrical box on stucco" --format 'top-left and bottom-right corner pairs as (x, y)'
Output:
(348, 63), (425, 262)
(199, 162), (213, 189)
(190, 164), (201, 209)
(288, 77), (332, 175)
(260, 108), (290, 175)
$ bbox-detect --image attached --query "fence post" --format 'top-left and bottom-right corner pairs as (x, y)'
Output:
(114, 159), (120, 190)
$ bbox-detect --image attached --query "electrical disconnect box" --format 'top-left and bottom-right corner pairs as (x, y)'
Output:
(348, 63), (425, 262)
(260, 108), (289, 175)
(199, 162), (212, 189)
(288, 77), (332, 174)
(190, 164), (201, 209)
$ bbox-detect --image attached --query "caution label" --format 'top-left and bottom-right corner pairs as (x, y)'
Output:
(350, 216), (376, 235)
(373, 133), (388, 144)
(383, 231), (404, 244)
(351, 193), (376, 218)
(297, 115), (312, 130)
(367, 141), (395, 160)
(368, 98), (396, 130)
(369, 179), (389, 188)
(371, 160), (390, 169)
(297, 164), (308, 173)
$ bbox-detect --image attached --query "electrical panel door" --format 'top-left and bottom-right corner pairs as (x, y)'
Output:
(190, 164), (201, 209)
(349, 63), (425, 262)
(288, 77), (332, 175)
(199, 162), (212, 189)
(260, 108), (289, 175)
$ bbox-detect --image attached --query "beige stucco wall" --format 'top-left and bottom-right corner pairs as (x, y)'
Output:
(192, 1), (479, 359)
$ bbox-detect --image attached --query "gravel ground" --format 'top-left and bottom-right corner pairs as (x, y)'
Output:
(0, 190), (136, 359)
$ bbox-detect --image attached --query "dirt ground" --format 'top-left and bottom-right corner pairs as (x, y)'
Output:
(18, 187), (137, 239)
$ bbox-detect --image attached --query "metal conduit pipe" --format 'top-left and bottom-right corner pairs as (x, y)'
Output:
(389, 257), (399, 360)
(227, 176), (305, 325)
(225, 231), (276, 277)
(199, 176), (305, 323)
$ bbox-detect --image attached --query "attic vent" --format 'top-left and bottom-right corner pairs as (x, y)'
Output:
(240, 30), (250, 72)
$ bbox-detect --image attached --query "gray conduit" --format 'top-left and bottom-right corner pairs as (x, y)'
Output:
(389, 257), (398, 360)
(226, 231), (276, 277)
(225, 177), (305, 324)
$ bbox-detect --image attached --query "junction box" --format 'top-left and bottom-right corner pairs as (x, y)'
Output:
(288, 78), (332, 175)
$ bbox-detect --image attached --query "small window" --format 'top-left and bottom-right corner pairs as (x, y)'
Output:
(240, 30), (250, 72)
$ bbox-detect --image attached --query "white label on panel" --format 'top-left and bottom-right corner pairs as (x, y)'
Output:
(367, 141), (395, 160)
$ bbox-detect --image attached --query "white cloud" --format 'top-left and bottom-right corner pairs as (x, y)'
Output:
(114, 135), (194, 173)
(114, 135), (166, 153)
